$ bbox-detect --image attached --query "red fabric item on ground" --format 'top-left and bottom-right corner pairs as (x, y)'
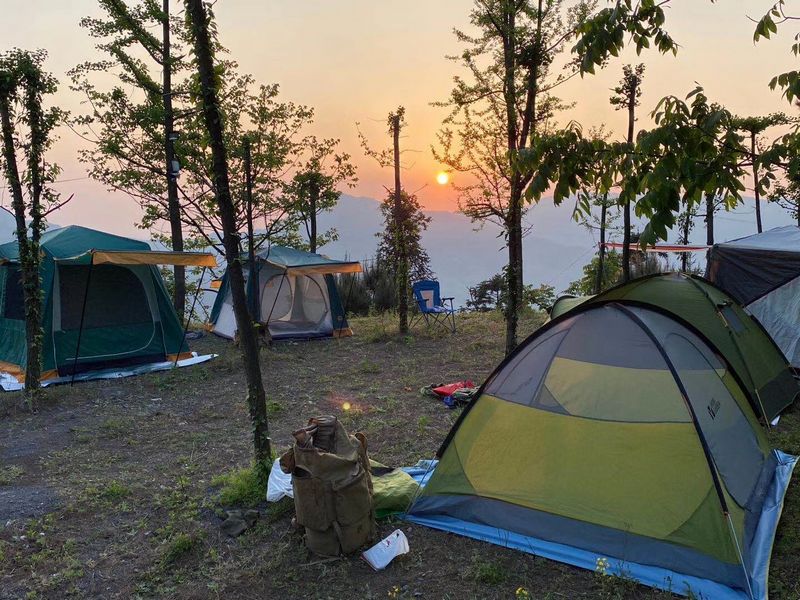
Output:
(432, 381), (475, 397)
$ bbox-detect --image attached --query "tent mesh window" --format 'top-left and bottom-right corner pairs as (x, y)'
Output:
(293, 275), (328, 324)
(1, 265), (25, 320)
(59, 265), (153, 330)
(259, 274), (293, 321)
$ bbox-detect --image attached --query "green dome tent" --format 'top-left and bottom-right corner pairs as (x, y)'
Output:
(549, 273), (798, 423)
(0, 226), (214, 386)
(209, 245), (361, 340)
(406, 300), (798, 599)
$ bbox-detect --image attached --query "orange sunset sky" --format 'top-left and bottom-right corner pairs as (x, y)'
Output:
(1, 1), (797, 238)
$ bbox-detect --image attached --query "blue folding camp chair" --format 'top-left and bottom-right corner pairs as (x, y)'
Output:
(411, 280), (456, 333)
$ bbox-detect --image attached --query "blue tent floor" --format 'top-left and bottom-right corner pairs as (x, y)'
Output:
(402, 451), (798, 600)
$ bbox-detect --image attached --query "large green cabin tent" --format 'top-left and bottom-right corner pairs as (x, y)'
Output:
(209, 245), (361, 340)
(549, 273), (799, 423)
(407, 299), (798, 599)
(0, 226), (214, 386)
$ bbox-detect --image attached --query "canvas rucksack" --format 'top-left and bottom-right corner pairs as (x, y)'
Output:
(280, 416), (376, 556)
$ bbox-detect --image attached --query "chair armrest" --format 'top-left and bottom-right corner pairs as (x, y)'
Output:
(441, 297), (455, 301)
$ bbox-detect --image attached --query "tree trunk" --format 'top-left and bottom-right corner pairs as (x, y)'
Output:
(0, 90), (42, 397)
(502, 3), (522, 354)
(596, 199), (607, 294)
(243, 136), (258, 321)
(706, 194), (715, 246)
(681, 202), (690, 272)
(309, 179), (319, 253)
(21, 72), (47, 397)
(163, 0), (185, 318)
(392, 114), (409, 334)
(622, 97), (636, 283)
(706, 193), (715, 265)
(505, 205), (522, 355)
(752, 132), (763, 234)
(185, 0), (271, 465)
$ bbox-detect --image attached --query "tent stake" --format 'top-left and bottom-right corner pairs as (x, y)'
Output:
(70, 258), (94, 386)
(175, 266), (206, 368)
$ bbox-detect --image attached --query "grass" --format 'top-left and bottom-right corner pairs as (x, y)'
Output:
(81, 480), (131, 504)
(5, 310), (799, 600)
(0, 464), (24, 485)
(211, 465), (268, 508)
(99, 416), (134, 438)
(161, 532), (202, 566)
(466, 556), (507, 585)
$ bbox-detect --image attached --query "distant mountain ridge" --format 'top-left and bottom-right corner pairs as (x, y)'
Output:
(321, 194), (798, 307)
(1, 194), (795, 308)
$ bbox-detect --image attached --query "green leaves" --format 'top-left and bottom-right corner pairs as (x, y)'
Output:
(769, 70), (800, 103)
(573, 0), (677, 75)
(754, 2), (782, 41)
(521, 86), (749, 247)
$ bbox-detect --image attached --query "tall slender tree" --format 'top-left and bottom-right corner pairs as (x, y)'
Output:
(733, 113), (792, 233)
(0, 50), (64, 399)
(359, 107), (416, 334)
(72, 0), (187, 315)
(161, 0), (185, 317)
(436, 0), (595, 354)
(377, 190), (433, 284)
(390, 111), (409, 333)
(292, 137), (357, 253)
(184, 0), (271, 465)
(610, 64), (645, 282)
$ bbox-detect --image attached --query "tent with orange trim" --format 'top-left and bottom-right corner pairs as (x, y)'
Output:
(0, 225), (215, 386)
(209, 245), (361, 340)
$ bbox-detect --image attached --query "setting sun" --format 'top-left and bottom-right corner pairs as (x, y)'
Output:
(436, 171), (450, 185)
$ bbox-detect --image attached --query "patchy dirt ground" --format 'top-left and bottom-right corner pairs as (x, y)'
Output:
(1, 312), (799, 600)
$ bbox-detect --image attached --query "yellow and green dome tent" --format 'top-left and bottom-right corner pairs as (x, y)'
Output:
(407, 277), (798, 599)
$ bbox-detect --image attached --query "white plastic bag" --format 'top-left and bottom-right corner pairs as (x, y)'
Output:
(266, 458), (293, 502)
(362, 529), (410, 570)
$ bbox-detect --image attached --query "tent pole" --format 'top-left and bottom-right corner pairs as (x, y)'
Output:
(616, 304), (730, 512)
(264, 270), (288, 327)
(726, 512), (756, 600)
(336, 269), (357, 338)
(70, 258), (94, 387)
(175, 266), (206, 368)
(683, 275), (772, 428)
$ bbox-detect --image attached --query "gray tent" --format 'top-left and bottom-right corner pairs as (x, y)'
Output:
(707, 226), (800, 367)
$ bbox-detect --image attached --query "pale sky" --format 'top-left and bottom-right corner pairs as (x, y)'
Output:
(0, 1), (797, 237)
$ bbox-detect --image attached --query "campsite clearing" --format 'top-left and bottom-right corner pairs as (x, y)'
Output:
(1, 312), (799, 599)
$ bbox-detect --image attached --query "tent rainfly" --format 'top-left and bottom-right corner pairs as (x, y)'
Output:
(707, 226), (800, 368)
(209, 245), (361, 340)
(0, 225), (215, 386)
(406, 299), (798, 600)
